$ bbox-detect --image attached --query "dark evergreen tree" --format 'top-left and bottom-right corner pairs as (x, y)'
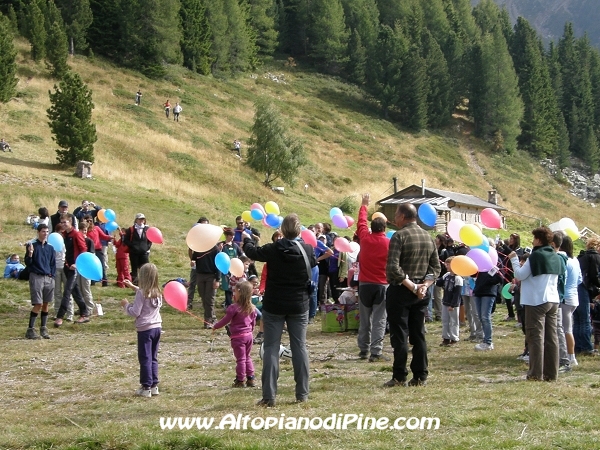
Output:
(180, 0), (212, 75)
(47, 71), (97, 166)
(247, 0), (278, 57)
(498, 6), (513, 47)
(279, 0), (309, 55)
(46, 18), (69, 78)
(26, 0), (46, 61)
(589, 48), (600, 132)
(7, 4), (17, 33)
(55, 0), (92, 54)
(206, 0), (229, 73)
(308, 0), (349, 72)
(375, 0), (404, 28)
(422, 0), (450, 50)
(341, 0), (379, 54)
(88, 0), (121, 59)
(347, 28), (367, 84)
(556, 111), (570, 168)
(558, 23), (578, 148)
(0, 13), (18, 102)
(570, 36), (595, 158)
(451, 0), (478, 42)
(225, 0), (256, 72)
(580, 124), (599, 172)
(421, 28), (452, 128)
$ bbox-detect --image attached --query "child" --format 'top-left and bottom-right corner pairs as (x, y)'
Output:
(212, 281), (257, 388)
(4, 254), (25, 278)
(248, 274), (265, 344)
(121, 263), (162, 397)
(115, 228), (132, 288)
(436, 256), (463, 346)
(77, 222), (95, 316)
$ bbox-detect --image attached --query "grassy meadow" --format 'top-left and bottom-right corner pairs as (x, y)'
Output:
(1, 39), (600, 449)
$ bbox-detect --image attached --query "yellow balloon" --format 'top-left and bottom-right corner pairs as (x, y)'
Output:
(372, 212), (387, 222)
(241, 210), (253, 222)
(230, 258), (245, 277)
(265, 201), (280, 215)
(565, 226), (580, 240)
(459, 224), (484, 247)
(451, 255), (479, 277)
(186, 224), (224, 252)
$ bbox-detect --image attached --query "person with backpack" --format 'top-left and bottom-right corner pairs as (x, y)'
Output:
(123, 213), (152, 284)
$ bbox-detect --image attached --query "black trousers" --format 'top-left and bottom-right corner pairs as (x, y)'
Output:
(130, 253), (149, 283)
(386, 284), (430, 382)
(57, 267), (87, 318)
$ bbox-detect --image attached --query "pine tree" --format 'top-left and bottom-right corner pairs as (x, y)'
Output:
(555, 111), (570, 168)
(180, 0), (212, 75)
(26, 0), (46, 61)
(246, 97), (306, 187)
(558, 23), (578, 148)
(422, 28), (452, 128)
(88, 0), (121, 59)
(580, 124), (600, 172)
(398, 44), (428, 130)
(47, 71), (97, 166)
(225, 0), (255, 72)
(278, 0), (309, 55)
(589, 48), (600, 131)
(55, 0), (93, 54)
(247, 0), (278, 57)
(7, 5), (17, 34)
(309, 0), (349, 73)
(341, 0), (379, 55)
(0, 13), (18, 102)
(347, 28), (367, 84)
(46, 19), (69, 78)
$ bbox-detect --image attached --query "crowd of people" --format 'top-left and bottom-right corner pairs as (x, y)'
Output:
(10, 194), (600, 402)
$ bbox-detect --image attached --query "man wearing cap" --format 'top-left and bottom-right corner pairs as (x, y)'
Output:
(50, 200), (77, 232)
(123, 213), (152, 284)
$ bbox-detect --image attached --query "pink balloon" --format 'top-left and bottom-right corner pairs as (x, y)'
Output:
(447, 219), (464, 241)
(480, 208), (502, 229)
(488, 247), (498, 266)
(332, 214), (349, 229)
(146, 226), (163, 244)
(467, 248), (494, 272)
(345, 216), (355, 227)
(334, 237), (352, 253)
(163, 281), (187, 312)
(251, 203), (265, 214)
(262, 217), (271, 228)
(301, 229), (317, 247)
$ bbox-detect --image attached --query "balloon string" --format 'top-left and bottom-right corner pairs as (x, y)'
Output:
(184, 309), (214, 326)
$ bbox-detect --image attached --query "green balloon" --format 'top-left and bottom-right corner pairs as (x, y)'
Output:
(501, 283), (513, 300)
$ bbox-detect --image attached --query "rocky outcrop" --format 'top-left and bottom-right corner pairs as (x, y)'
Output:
(540, 159), (599, 206)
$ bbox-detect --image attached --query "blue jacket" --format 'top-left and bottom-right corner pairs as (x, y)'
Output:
(4, 257), (25, 278)
(24, 240), (56, 277)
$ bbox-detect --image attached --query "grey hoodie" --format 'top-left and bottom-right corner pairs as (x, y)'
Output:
(124, 290), (162, 332)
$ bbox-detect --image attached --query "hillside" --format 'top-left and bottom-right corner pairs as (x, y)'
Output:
(0, 38), (598, 269)
(472, 0), (600, 47)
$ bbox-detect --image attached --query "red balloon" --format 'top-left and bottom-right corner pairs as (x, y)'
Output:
(345, 216), (355, 227)
(480, 208), (502, 229)
(301, 229), (317, 247)
(146, 226), (163, 244)
(163, 281), (187, 312)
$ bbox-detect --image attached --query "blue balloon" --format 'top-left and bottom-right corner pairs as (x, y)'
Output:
(329, 207), (343, 219)
(76, 252), (103, 281)
(105, 221), (119, 233)
(215, 252), (231, 274)
(48, 232), (64, 251)
(277, 215), (284, 227)
(472, 236), (490, 252)
(250, 209), (264, 221)
(418, 203), (437, 227)
(104, 209), (116, 222)
(266, 213), (280, 228)
(386, 230), (395, 239)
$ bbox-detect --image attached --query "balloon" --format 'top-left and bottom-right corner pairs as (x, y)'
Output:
(75, 252), (103, 281)
(481, 208), (502, 229)
(230, 258), (244, 277)
(250, 208), (264, 221)
(345, 216), (355, 227)
(48, 232), (64, 251)
(301, 229), (317, 247)
(186, 224), (224, 252)
(330, 207), (343, 219)
(558, 217), (577, 231)
(262, 217), (271, 228)
(447, 219), (464, 241)
(488, 247), (498, 266)
(501, 283), (513, 300)
(334, 237), (352, 253)
(277, 216), (284, 228)
(104, 209), (116, 222)
(472, 237), (490, 252)
(467, 248), (494, 272)
(450, 255), (478, 277)
(146, 226), (163, 244)
(265, 213), (280, 228)
(418, 203), (437, 228)
(105, 221), (119, 233)
(459, 224), (484, 247)
(386, 230), (395, 239)
(332, 214), (349, 229)
(163, 281), (188, 312)
(97, 209), (108, 223)
(215, 252), (231, 274)
(565, 226), (580, 240)
(349, 241), (360, 254)
(264, 201), (280, 215)
(241, 210), (253, 222)
(372, 212), (387, 222)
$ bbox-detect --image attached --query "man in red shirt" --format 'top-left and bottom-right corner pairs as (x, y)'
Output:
(356, 193), (390, 362)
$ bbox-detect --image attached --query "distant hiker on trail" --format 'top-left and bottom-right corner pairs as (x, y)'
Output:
(173, 103), (182, 122)
(135, 90), (142, 106)
(1, 138), (12, 152)
(164, 99), (171, 118)
(233, 140), (241, 157)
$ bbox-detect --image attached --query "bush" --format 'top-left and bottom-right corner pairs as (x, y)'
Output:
(336, 195), (356, 214)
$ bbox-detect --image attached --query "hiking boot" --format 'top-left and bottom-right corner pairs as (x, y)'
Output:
(358, 351), (368, 360)
(150, 386), (160, 396)
(25, 327), (41, 340)
(368, 354), (390, 362)
(246, 376), (256, 387)
(232, 379), (245, 388)
(40, 326), (50, 339)
(408, 378), (427, 387)
(135, 387), (151, 398)
(256, 398), (275, 407)
(383, 378), (407, 387)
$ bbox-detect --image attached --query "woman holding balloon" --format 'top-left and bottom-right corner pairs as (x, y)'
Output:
(124, 213), (152, 284)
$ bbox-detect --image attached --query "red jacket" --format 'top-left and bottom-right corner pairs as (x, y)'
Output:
(63, 228), (87, 267)
(87, 226), (112, 251)
(115, 237), (129, 260)
(356, 205), (389, 284)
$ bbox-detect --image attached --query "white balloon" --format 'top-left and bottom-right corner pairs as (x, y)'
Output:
(186, 224), (223, 252)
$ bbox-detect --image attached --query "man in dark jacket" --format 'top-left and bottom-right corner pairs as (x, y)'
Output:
(50, 200), (77, 232)
(124, 213), (152, 284)
(191, 244), (222, 327)
(243, 213), (316, 407)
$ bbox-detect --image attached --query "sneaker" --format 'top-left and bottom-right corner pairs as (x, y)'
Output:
(232, 379), (245, 388)
(571, 357), (579, 366)
(246, 376), (256, 387)
(358, 351), (368, 360)
(65, 316), (73, 322)
(383, 378), (407, 387)
(408, 378), (427, 387)
(522, 354), (529, 363)
(308, 318), (314, 325)
(440, 339), (450, 346)
(150, 386), (160, 396)
(256, 398), (275, 407)
(503, 316), (515, 322)
(40, 326), (50, 339)
(135, 387), (151, 398)
(368, 354), (390, 362)
(25, 327), (41, 340)
(204, 323), (213, 330)
(75, 316), (90, 324)
(559, 364), (572, 373)
(474, 343), (494, 351)
(54, 318), (63, 328)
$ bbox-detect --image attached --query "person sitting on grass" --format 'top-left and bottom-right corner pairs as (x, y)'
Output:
(4, 254), (25, 279)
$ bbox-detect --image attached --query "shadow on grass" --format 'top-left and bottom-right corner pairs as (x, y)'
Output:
(0, 154), (61, 171)
(316, 87), (381, 121)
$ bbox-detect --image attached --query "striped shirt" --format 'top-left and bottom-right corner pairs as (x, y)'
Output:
(386, 222), (440, 285)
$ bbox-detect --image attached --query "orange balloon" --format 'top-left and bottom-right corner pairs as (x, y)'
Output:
(450, 255), (478, 277)
(97, 209), (108, 223)
(372, 212), (387, 222)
